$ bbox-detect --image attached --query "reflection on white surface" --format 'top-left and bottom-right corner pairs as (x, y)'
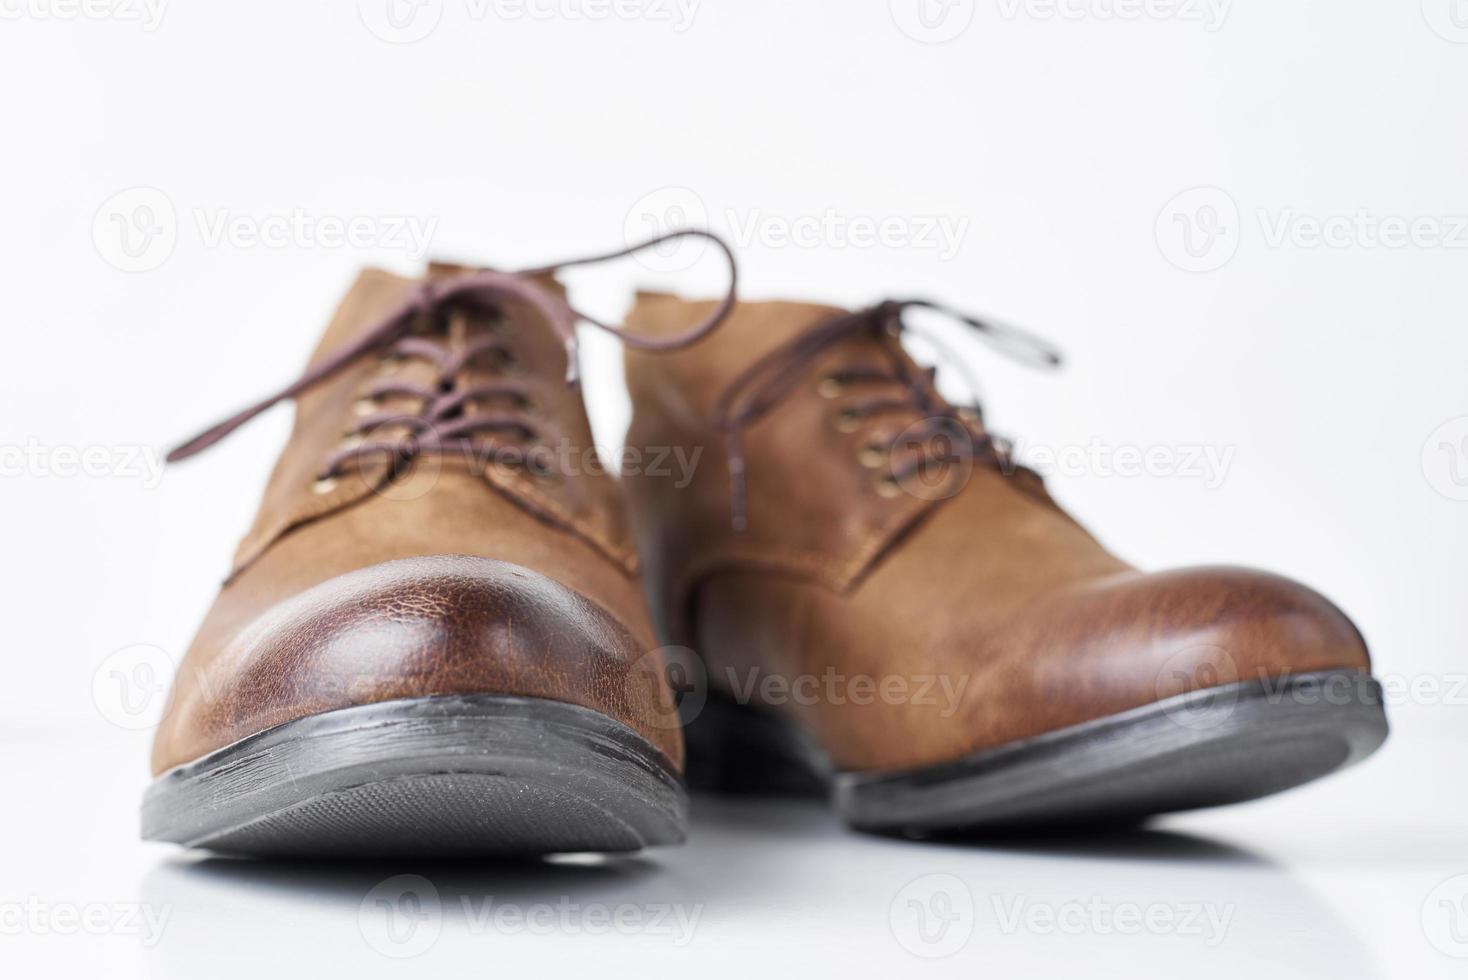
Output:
(3, 722), (1464, 979)
(137, 799), (1376, 979)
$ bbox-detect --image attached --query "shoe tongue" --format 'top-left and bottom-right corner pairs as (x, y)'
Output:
(309, 264), (575, 384)
(417, 261), (574, 365)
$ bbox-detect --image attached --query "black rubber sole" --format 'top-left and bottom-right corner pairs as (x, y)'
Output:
(142, 695), (687, 859)
(684, 669), (1388, 836)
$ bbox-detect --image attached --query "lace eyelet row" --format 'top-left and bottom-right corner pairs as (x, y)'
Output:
(310, 343), (543, 493)
(816, 375), (914, 501)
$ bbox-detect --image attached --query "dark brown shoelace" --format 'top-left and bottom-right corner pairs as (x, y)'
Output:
(167, 230), (738, 485)
(712, 299), (1062, 530)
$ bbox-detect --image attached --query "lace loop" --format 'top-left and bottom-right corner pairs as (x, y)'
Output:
(712, 298), (1061, 531)
(516, 229), (738, 362)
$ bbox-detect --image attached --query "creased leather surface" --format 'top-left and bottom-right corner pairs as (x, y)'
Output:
(623, 293), (1373, 773)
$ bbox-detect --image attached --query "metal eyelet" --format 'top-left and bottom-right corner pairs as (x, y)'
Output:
(817, 377), (843, 399)
(857, 442), (888, 468)
(874, 474), (903, 498)
(834, 408), (863, 433)
(522, 448), (560, 483)
(310, 475), (339, 495)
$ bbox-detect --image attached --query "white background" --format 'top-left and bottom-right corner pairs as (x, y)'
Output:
(2, 1), (1466, 977)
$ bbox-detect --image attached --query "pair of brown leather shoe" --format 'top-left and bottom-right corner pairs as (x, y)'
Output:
(145, 234), (1386, 857)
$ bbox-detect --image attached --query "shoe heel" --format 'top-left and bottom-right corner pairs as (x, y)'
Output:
(682, 694), (829, 796)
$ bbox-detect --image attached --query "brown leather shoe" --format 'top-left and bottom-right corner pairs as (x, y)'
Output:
(622, 291), (1389, 836)
(144, 233), (736, 858)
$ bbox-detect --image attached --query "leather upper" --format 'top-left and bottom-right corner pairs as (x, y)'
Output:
(623, 293), (1372, 773)
(151, 268), (681, 775)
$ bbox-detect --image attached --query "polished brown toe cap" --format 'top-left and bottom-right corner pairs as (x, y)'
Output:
(153, 555), (682, 774)
(961, 565), (1373, 756)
